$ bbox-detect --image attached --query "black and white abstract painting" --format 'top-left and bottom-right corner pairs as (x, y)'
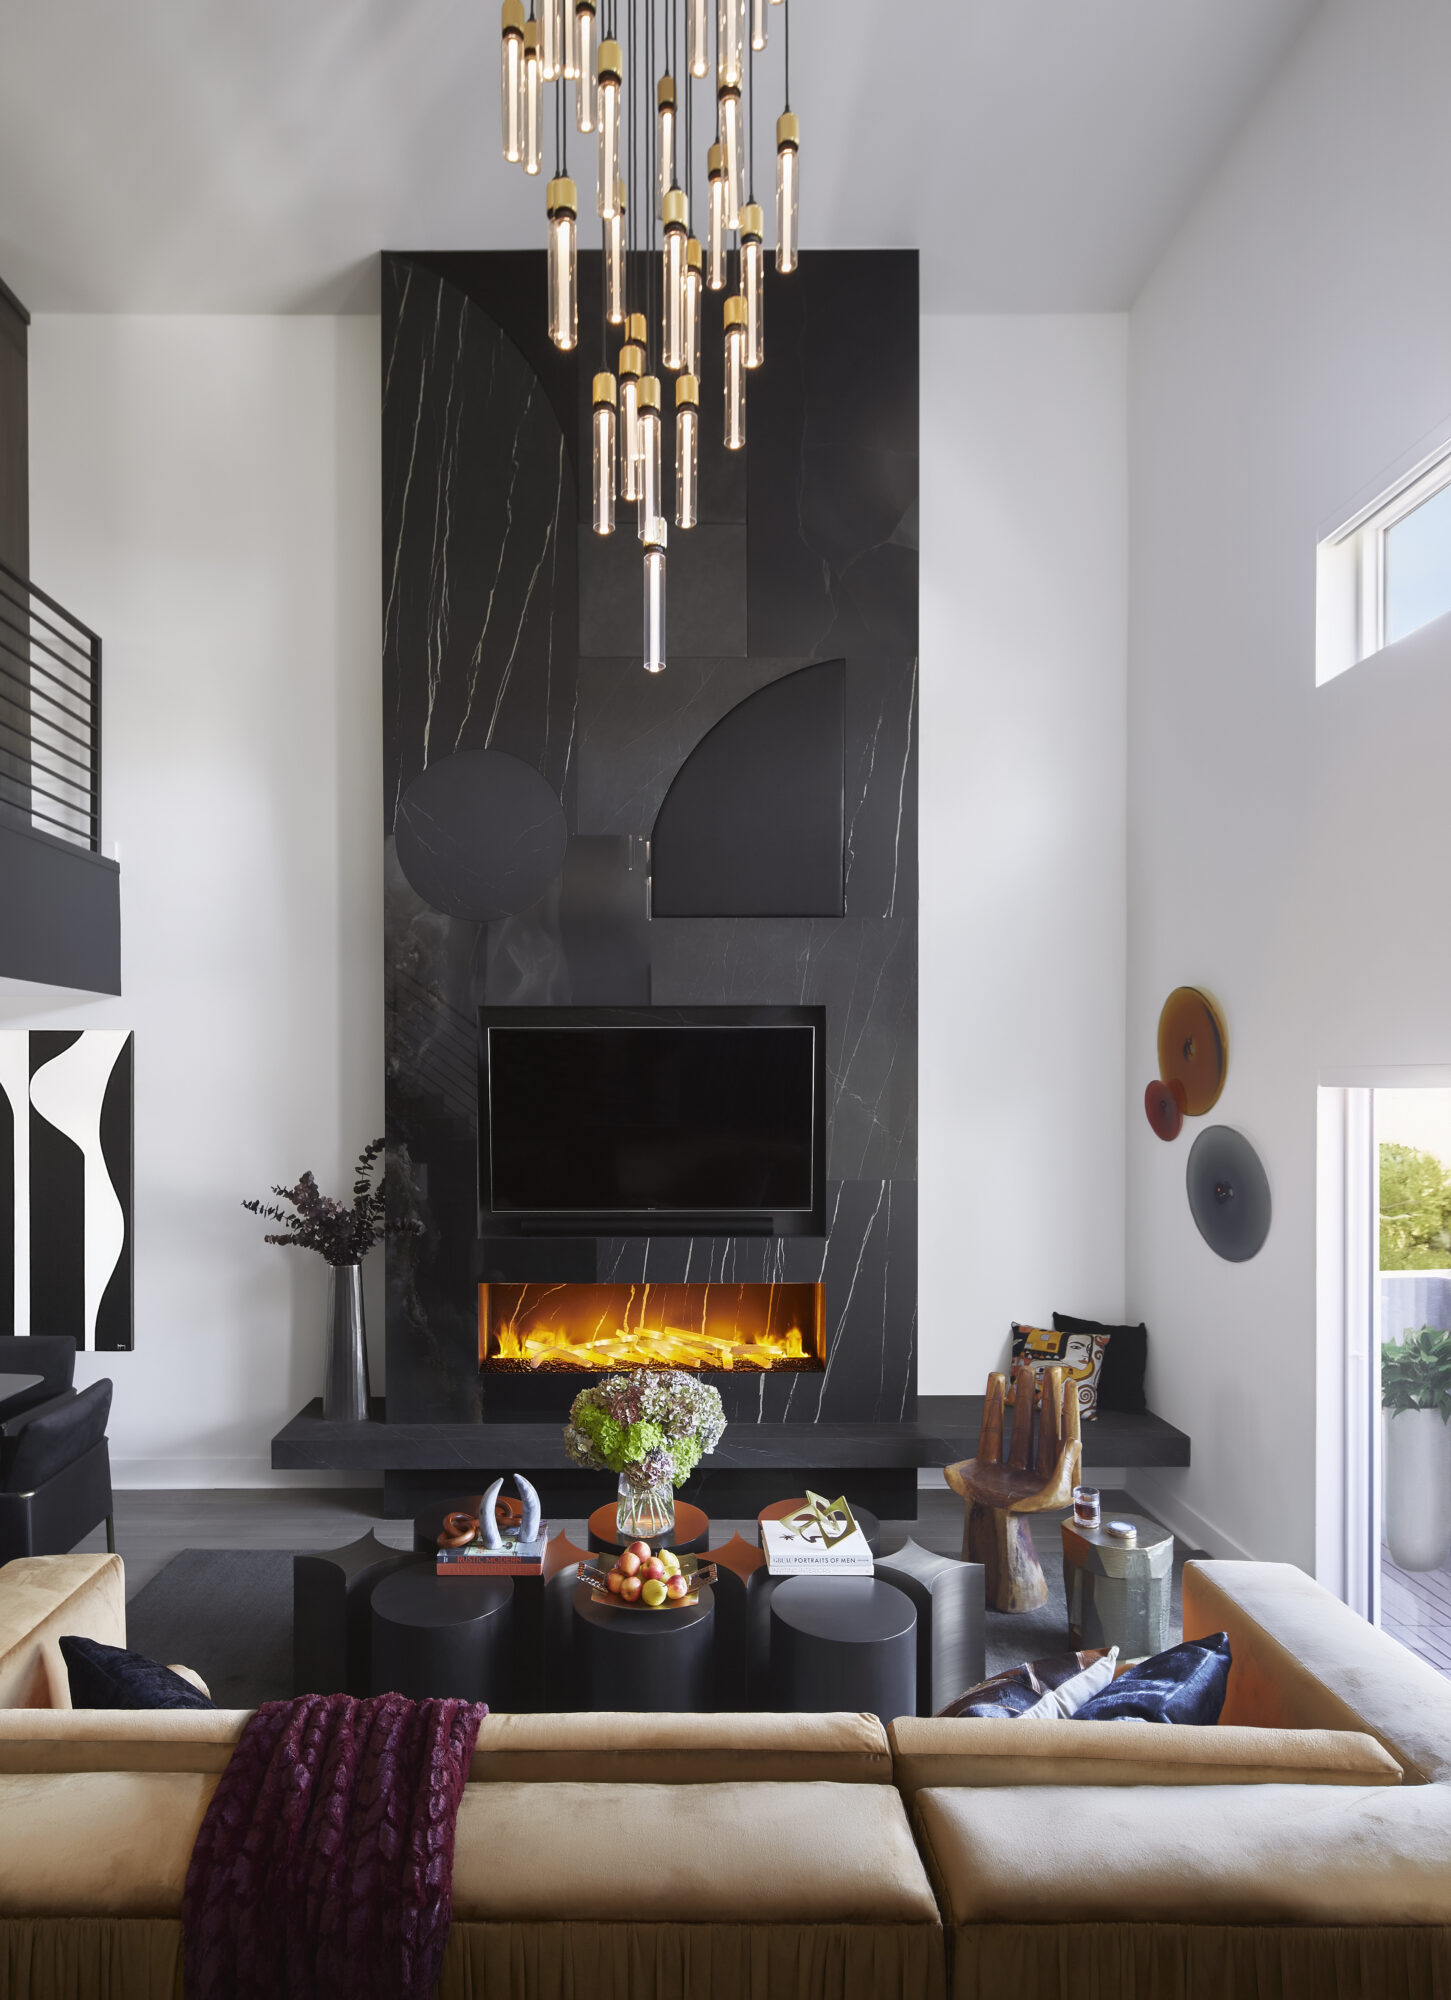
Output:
(0, 1030), (133, 1351)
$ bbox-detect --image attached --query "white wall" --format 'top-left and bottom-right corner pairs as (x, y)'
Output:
(920, 315), (1129, 1394)
(1127, 0), (1451, 1563)
(4, 315), (383, 1485)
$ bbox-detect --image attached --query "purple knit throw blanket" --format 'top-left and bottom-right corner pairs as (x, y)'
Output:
(182, 1692), (487, 2000)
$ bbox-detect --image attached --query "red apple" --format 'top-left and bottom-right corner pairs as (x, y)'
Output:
(640, 1557), (666, 1582)
(605, 1569), (625, 1594)
(665, 1573), (689, 1600)
(627, 1540), (652, 1561)
(641, 1578), (668, 1608)
(616, 1551), (641, 1576)
(618, 1574), (643, 1603)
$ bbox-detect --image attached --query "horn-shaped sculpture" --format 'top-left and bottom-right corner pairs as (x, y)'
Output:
(477, 1474), (544, 1550)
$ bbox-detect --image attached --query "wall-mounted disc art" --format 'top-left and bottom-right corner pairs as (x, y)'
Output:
(1157, 986), (1228, 1117)
(394, 749), (568, 923)
(1144, 1077), (1186, 1142)
(1186, 1125), (1271, 1263)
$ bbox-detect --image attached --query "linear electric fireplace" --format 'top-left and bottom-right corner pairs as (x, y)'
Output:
(479, 1282), (826, 1374)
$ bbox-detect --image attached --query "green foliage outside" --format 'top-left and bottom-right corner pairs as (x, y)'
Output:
(1380, 1143), (1451, 1271)
(1382, 1327), (1451, 1420)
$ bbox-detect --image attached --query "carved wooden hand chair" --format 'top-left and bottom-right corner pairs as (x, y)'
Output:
(944, 1363), (1082, 1614)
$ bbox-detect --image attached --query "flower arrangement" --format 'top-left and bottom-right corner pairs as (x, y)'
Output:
(564, 1370), (727, 1492)
(242, 1138), (414, 1267)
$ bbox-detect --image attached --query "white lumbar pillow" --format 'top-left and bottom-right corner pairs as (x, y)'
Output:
(1019, 1647), (1119, 1721)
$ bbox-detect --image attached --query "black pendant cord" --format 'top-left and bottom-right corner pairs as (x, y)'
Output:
(784, 0), (790, 111)
(647, 0), (656, 376)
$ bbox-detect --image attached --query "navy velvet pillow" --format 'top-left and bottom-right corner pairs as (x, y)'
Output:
(1073, 1631), (1231, 1725)
(60, 1634), (216, 1711)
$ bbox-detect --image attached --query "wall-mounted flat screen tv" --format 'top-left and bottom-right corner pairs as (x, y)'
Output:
(478, 1005), (827, 1236)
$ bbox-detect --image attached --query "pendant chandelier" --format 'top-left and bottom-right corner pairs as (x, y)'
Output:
(499, 0), (800, 673)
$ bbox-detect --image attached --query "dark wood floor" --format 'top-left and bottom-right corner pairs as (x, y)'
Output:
(1382, 1546), (1451, 1680)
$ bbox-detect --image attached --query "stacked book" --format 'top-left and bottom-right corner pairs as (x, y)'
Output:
(761, 1493), (874, 1576)
(436, 1530), (549, 1577)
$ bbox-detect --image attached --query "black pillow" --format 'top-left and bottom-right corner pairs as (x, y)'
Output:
(1073, 1632), (1231, 1726)
(1054, 1312), (1148, 1414)
(60, 1634), (216, 1711)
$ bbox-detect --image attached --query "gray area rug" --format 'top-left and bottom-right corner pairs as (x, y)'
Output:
(123, 1510), (1194, 1711)
(126, 1550), (296, 1708)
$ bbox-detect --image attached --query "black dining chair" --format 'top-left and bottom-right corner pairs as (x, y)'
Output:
(0, 1376), (114, 1562)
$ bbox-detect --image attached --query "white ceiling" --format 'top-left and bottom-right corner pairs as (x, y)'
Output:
(0, 0), (1319, 315)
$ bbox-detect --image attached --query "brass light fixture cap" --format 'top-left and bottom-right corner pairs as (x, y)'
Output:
(658, 74), (677, 108)
(574, 0), (595, 15)
(718, 83), (740, 106)
(723, 296), (747, 328)
(625, 311), (648, 345)
(636, 376), (662, 412)
(675, 373), (700, 408)
(592, 372), (618, 406)
(686, 236), (703, 270)
(501, 0), (525, 33)
(618, 342), (645, 379)
(707, 141), (725, 179)
(777, 110), (800, 148)
(739, 202), (764, 240)
(614, 177), (627, 213)
(546, 176), (578, 215)
(597, 38), (622, 78)
(663, 188), (689, 230)
(523, 20), (539, 54)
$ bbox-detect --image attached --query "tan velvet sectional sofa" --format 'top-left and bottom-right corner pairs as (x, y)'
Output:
(2, 1551), (1451, 1999)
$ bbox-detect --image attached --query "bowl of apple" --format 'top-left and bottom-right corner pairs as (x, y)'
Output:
(581, 1541), (717, 1610)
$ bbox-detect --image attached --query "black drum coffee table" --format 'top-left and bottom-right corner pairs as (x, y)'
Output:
(370, 1564), (514, 1704)
(571, 1582), (715, 1711)
(767, 1577), (916, 1721)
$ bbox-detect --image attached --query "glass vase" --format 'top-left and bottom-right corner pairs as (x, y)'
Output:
(616, 1471), (675, 1544)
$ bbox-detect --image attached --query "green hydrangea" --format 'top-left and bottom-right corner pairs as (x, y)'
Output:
(623, 1419), (665, 1461)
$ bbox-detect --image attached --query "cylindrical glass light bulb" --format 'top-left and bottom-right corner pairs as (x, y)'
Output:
(739, 202), (764, 368)
(775, 112), (799, 273)
(562, 0), (578, 76)
(675, 376), (699, 530)
(707, 143), (727, 289)
(662, 190), (688, 371)
(723, 295), (746, 449)
(657, 76), (677, 211)
(546, 177), (578, 350)
(522, 23), (542, 176)
(751, 0), (767, 51)
(636, 379), (662, 539)
(718, 0), (744, 89)
(574, 0), (596, 130)
(501, 0), (525, 163)
(540, 0), (563, 81)
(592, 374), (617, 535)
(618, 334), (644, 500)
(683, 237), (703, 375)
(643, 528), (667, 674)
(719, 87), (742, 229)
(604, 181), (627, 322)
(688, 0), (709, 78)
(597, 42), (621, 214)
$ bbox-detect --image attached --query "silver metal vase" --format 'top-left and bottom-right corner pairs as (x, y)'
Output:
(323, 1263), (370, 1423)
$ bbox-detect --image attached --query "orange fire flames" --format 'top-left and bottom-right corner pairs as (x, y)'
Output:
(480, 1282), (824, 1373)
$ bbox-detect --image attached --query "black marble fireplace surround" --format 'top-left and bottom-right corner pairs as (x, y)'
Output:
(354, 248), (917, 1511)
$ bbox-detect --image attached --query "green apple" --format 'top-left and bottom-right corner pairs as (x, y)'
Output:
(641, 1578), (668, 1608)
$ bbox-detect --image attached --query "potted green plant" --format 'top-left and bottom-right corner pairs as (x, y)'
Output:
(1382, 1326), (1451, 1571)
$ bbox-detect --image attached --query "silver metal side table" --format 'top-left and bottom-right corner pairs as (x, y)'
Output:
(1061, 1514), (1172, 1660)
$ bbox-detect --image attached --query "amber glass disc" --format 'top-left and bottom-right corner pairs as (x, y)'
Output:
(1156, 987), (1228, 1117)
(1144, 1077), (1185, 1142)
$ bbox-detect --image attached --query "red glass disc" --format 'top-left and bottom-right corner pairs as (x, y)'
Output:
(1145, 1077), (1186, 1142)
